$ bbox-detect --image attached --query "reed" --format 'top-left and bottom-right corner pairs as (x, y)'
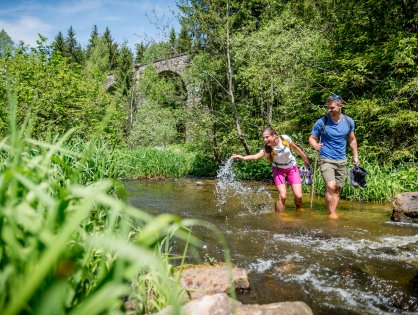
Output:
(309, 160), (417, 203)
(231, 158), (417, 203)
(117, 146), (195, 179)
(0, 92), (201, 315)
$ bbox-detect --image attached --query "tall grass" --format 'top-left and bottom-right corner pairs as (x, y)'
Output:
(232, 158), (417, 204)
(0, 92), (204, 315)
(116, 146), (195, 179)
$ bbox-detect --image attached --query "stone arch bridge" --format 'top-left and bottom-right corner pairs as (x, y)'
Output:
(105, 53), (201, 142)
(106, 53), (197, 99)
(134, 52), (190, 79)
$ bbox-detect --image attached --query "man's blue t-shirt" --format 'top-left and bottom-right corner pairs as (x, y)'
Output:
(311, 114), (355, 160)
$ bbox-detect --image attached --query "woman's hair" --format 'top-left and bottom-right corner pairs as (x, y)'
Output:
(263, 127), (278, 163)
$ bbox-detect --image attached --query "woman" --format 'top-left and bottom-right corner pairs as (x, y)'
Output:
(232, 127), (310, 213)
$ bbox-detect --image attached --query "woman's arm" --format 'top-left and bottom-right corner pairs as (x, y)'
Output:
(231, 149), (265, 161)
(290, 142), (310, 166)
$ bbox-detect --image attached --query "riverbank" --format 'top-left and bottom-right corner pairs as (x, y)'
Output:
(115, 145), (417, 204)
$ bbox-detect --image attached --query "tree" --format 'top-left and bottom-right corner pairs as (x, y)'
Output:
(177, 24), (192, 53)
(169, 27), (177, 54)
(65, 26), (84, 63)
(0, 29), (14, 57)
(52, 31), (66, 56)
(116, 43), (134, 97)
(0, 36), (119, 142)
(84, 36), (110, 79)
(135, 42), (146, 64)
(141, 42), (171, 63)
(102, 26), (119, 70)
(86, 25), (99, 59)
(179, 0), (252, 154)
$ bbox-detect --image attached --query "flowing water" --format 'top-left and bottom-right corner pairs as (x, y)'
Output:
(126, 161), (418, 315)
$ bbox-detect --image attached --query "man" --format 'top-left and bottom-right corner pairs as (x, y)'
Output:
(309, 95), (359, 219)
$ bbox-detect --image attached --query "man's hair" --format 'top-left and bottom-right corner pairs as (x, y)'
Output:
(326, 94), (343, 105)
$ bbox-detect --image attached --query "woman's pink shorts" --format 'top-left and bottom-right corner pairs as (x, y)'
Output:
(272, 164), (302, 186)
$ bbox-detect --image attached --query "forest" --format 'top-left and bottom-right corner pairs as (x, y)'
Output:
(0, 1), (417, 314)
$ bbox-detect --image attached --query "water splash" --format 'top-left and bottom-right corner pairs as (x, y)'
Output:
(215, 158), (273, 214)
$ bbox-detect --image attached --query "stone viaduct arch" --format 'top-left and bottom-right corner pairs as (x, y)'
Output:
(135, 53), (201, 105)
(104, 53), (202, 143)
(134, 52), (190, 79)
(133, 53), (201, 143)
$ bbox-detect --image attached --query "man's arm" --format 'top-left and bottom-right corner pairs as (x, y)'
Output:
(309, 135), (323, 151)
(348, 131), (359, 166)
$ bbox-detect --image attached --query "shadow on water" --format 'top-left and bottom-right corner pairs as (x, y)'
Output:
(125, 162), (418, 315)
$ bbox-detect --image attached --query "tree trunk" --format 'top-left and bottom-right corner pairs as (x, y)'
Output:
(226, 2), (251, 155)
(266, 81), (273, 126)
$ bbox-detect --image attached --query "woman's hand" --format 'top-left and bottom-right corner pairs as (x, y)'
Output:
(231, 154), (243, 160)
(303, 157), (311, 167)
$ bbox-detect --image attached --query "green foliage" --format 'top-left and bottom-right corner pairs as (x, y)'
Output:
(188, 152), (219, 177)
(0, 94), (199, 315)
(135, 42), (147, 64)
(65, 26), (84, 64)
(169, 28), (177, 53)
(0, 29), (14, 57)
(127, 64), (188, 146)
(115, 43), (134, 97)
(117, 146), (195, 178)
(127, 100), (178, 147)
(102, 27), (119, 70)
(84, 36), (110, 80)
(141, 42), (172, 63)
(177, 0), (417, 166)
(0, 36), (123, 144)
(177, 24), (192, 53)
(85, 25), (99, 59)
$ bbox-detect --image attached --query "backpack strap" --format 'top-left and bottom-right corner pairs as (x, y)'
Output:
(279, 135), (290, 147)
(343, 114), (351, 131)
(319, 115), (352, 143)
(319, 116), (328, 143)
(269, 135), (290, 161)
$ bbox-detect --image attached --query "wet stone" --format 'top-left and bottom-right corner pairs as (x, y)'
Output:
(155, 293), (314, 315)
(391, 192), (418, 223)
(179, 263), (250, 300)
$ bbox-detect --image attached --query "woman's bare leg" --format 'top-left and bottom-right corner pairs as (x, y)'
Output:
(275, 184), (287, 212)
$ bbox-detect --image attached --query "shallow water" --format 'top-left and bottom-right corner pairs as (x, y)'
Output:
(126, 178), (418, 315)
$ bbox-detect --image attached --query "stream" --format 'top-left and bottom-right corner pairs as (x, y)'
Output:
(126, 161), (418, 314)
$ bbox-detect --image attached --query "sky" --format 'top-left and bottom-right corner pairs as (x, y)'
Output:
(0, 0), (181, 50)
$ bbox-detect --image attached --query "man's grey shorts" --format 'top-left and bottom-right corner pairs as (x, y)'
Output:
(319, 158), (347, 187)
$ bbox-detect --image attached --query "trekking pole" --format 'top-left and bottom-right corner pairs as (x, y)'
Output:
(310, 150), (319, 209)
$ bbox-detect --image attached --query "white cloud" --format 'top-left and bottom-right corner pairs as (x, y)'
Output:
(0, 16), (54, 46)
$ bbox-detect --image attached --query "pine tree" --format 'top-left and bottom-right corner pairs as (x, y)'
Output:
(65, 26), (84, 63)
(135, 42), (146, 64)
(116, 43), (134, 97)
(177, 24), (192, 53)
(102, 26), (119, 70)
(169, 27), (177, 54)
(86, 25), (99, 58)
(52, 31), (66, 56)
